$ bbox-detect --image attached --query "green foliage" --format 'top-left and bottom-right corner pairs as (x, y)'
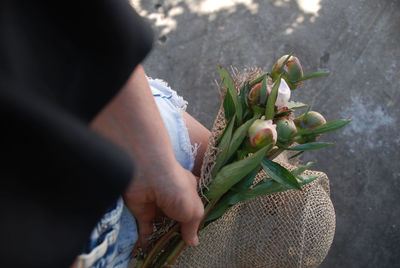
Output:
(293, 71), (329, 82)
(249, 73), (268, 87)
(287, 142), (333, 151)
(239, 83), (251, 110)
(223, 89), (235, 122)
(291, 162), (315, 176)
(212, 116), (236, 178)
(261, 158), (301, 190)
(293, 119), (351, 138)
(265, 75), (281, 119)
(206, 170), (318, 223)
(232, 167), (260, 191)
(206, 145), (271, 200)
(259, 76), (268, 105)
(288, 151), (304, 160)
(225, 117), (258, 162)
(274, 109), (293, 119)
(219, 66), (242, 124)
(286, 101), (308, 110)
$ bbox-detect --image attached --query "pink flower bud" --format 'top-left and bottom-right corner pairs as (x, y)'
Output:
(248, 82), (261, 104)
(248, 118), (277, 149)
(249, 79), (291, 107)
(271, 55), (288, 79)
(285, 56), (303, 85)
(271, 55), (304, 90)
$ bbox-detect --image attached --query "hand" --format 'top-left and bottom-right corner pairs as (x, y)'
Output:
(90, 65), (204, 249)
(124, 158), (204, 249)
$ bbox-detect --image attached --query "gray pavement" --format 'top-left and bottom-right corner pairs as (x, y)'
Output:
(132, 0), (400, 267)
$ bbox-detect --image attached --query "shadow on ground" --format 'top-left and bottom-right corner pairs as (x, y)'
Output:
(132, 0), (400, 267)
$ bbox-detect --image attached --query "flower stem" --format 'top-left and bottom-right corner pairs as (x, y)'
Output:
(137, 224), (180, 268)
(163, 239), (186, 266)
(160, 198), (221, 267)
(152, 234), (183, 268)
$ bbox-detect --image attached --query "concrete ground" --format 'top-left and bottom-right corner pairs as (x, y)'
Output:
(131, 0), (400, 267)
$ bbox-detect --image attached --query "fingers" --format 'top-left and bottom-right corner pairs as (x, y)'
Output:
(179, 199), (204, 246)
(174, 172), (204, 246)
(168, 178), (204, 246)
(137, 219), (153, 250)
(127, 201), (156, 250)
(156, 187), (204, 246)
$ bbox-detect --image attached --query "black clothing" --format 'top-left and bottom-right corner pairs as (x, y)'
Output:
(0, 0), (153, 267)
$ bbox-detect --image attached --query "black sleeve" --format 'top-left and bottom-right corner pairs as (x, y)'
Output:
(0, 0), (153, 267)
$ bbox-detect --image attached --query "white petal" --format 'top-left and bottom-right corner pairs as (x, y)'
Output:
(275, 78), (291, 107)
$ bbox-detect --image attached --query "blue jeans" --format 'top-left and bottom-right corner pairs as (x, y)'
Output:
(75, 78), (196, 268)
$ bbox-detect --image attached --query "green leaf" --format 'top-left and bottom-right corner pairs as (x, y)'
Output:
(286, 101), (308, 110)
(291, 162), (315, 177)
(232, 167), (259, 191)
(226, 117), (258, 162)
(288, 151), (304, 159)
(287, 142), (333, 151)
(237, 179), (288, 202)
(218, 65), (236, 95)
(259, 77), (268, 105)
(223, 89), (235, 122)
(279, 53), (293, 73)
(249, 73), (268, 87)
(274, 109), (292, 119)
(261, 158), (301, 190)
(206, 145), (271, 200)
(212, 115), (236, 178)
(265, 75), (281, 119)
(219, 66), (242, 124)
(311, 119), (351, 135)
(239, 83), (251, 109)
(290, 119), (351, 138)
(250, 104), (265, 118)
(296, 174), (319, 184)
(206, 168), (320, 224)
(293, 71), (329, 82)
(206, 166), (259, 222)
(205, 191), (236, 222)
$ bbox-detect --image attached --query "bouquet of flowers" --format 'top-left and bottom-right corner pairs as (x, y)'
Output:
(135, 54), (350, 268)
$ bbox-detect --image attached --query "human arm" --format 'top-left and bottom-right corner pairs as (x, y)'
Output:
(90, 65), (204, 248)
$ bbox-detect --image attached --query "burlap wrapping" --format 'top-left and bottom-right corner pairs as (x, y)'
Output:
(173, 104), (335, 268)
(130, 68), (335, 268)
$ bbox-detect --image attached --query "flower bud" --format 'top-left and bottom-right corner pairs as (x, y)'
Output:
(294, 111), (327, 144)
(271, 55), (288, 79)
(248, 118), (277, 149)
(275, 118), (297, 144)
(248, 82), (261, 104)
(294, 111), (326, 130)
(271, 55), (304, 90)
(285, 56), (303, 85)
(275, 106), (292, 119)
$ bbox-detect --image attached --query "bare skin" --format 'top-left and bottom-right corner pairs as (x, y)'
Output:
(90, 65), (210, 251)
(182, 111), (210, 178)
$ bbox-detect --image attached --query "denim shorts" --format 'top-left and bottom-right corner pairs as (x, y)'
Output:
(75, 78), (196, 268)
